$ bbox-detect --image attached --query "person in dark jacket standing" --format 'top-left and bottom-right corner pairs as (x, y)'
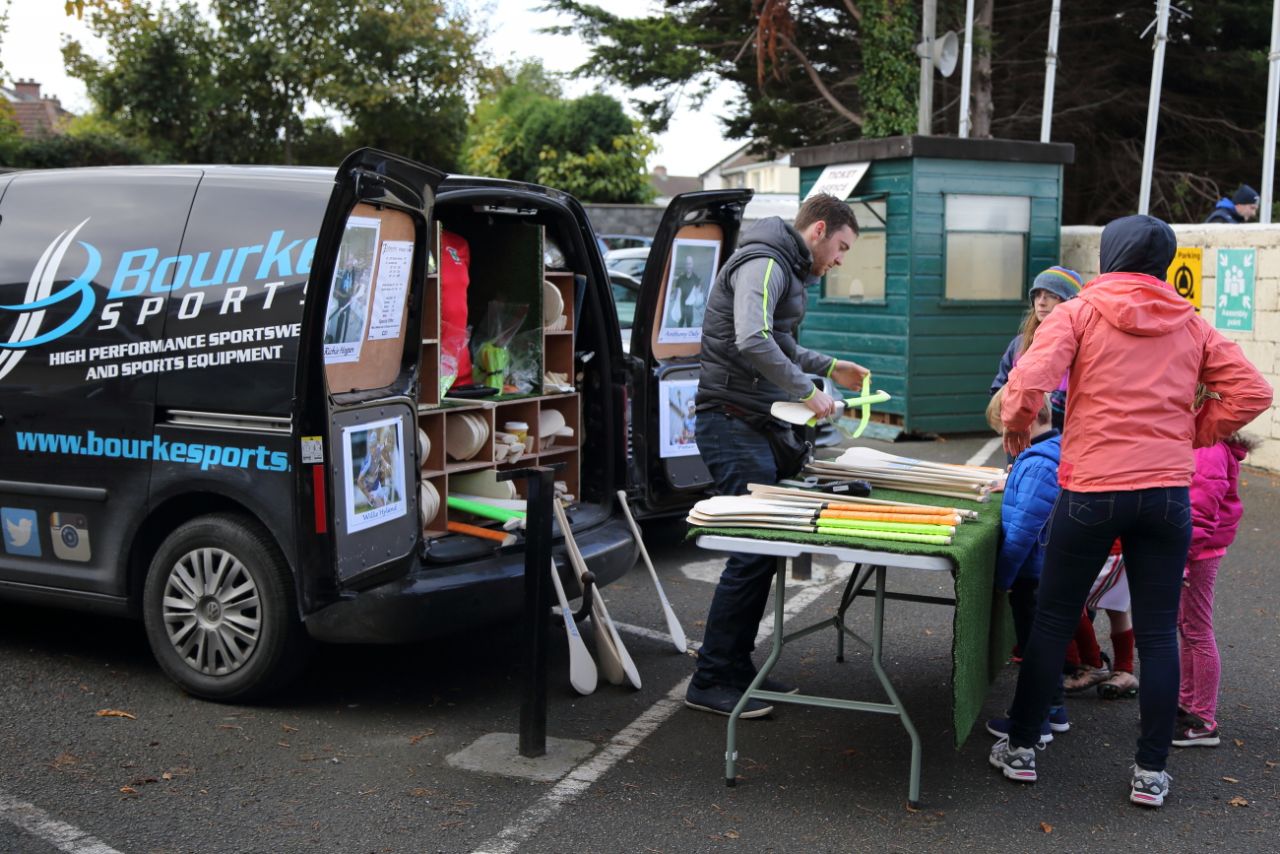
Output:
(685, 193), (868, 718)
(1204, 184), (1260, 224)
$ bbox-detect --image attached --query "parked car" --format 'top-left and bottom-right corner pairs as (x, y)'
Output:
(605, 246), (649, 279)
(599, 234), (652, 252)
(0, 150), (753, 701)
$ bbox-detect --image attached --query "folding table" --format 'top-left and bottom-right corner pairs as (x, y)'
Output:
(695, 534), (956, 808)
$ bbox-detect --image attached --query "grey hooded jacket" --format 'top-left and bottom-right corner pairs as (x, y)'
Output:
(695, 218), (836, 415)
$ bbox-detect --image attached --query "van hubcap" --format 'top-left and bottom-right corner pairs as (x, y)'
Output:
(162, 547), (261, 676)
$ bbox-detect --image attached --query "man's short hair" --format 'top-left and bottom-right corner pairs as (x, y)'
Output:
(795, 193), (860, 237)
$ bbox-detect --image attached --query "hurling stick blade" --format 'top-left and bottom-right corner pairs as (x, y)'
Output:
(555, 501), (641, 689)
(549, 556), (597, 695)
(617, 490), (687, 653)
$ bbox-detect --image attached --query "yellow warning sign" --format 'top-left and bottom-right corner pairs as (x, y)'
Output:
(1167, 247), (1202, 312)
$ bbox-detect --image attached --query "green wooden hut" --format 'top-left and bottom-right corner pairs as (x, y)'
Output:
(792, 136), (1075, 435)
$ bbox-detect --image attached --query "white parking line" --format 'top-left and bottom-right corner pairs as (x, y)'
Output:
(471, 568), (847, 854)
(966, 436), (1002, 468)
(0, 792), (122, 854)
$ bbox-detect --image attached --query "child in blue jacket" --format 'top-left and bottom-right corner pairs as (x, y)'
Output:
(984, 389), (1068, 746)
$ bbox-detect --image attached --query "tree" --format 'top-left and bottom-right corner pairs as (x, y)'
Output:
(462, 60), (655, 203)
(551, 0), (1277, 224)
(63, 0), (485, 168)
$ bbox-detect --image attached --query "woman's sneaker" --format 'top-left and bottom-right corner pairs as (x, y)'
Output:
(989, 737), (1037, 782)
(1172, 715), (1220, 747)
(1130, 765), (1172, 807)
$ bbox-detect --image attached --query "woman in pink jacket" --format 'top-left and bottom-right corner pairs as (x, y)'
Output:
(989, 215), (1273, 808)
(1175, 432), (1254, 747)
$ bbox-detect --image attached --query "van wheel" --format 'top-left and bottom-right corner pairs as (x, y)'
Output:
(142, 513), (309, 702)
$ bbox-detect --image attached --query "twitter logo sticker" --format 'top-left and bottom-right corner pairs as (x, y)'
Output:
(2, 508), (41, 557)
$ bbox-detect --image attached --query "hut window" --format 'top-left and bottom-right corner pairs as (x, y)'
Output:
(824, 199), (886, 302)
(944, 195), (1030, 300)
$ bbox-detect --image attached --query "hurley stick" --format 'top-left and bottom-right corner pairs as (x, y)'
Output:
(554, 500), (641, 689)
(549, 556), (597, 696)
(616, 490), (688, 654)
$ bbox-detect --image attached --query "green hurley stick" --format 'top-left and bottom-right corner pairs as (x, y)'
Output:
(817, 517), (956, 536)
(813, 526), (952, 546)
(447, 495), (526, 522)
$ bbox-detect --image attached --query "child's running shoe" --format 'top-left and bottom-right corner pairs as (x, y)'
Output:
(1047, 704), (1070, 733)
(1130, 764), (1172, 807)
(986, 715), (1052, 746)
(1172, 715), (1220, 748)
(1098, 670), (1139, 699)
(1064, 663), (1111, 693)
(989, 737), (1037, 782)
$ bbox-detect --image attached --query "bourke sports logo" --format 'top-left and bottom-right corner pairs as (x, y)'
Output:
(0, 219), (98, 382)
(0, 219), (318, 382)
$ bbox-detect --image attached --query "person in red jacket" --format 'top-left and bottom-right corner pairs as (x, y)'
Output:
(1174, 427), (1255, 747)
(991, 215), (1273, 808)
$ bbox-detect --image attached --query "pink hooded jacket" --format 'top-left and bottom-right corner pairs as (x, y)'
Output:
(1003, 272), (1272, 492)
(1188, 440), (1248, 560)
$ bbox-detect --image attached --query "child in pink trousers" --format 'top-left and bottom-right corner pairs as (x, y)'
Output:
(1175, 433), (1254, 747)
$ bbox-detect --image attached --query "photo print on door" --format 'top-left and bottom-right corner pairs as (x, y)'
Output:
(657, 238), (721, 344)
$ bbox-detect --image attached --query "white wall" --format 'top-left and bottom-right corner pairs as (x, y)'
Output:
(1061, 224), (1280, 471)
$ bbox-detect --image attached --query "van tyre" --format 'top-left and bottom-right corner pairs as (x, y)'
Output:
(143, 514), (309, 702)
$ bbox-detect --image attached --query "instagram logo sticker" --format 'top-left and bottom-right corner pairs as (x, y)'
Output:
(50, 512), (92, 562)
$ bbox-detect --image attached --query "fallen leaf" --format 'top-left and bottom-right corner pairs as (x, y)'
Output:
(409, 729), (436, 745)
(843, 748), (859, 757)
(1040, 822), (1053, 834)
(119, 786), (137, 794)
(905, 802), (920, 813)
(161, 772), (173, 781)
(924, 628), (934, 636)
(724, 830), (740, 839)
(216, 724), (241, 731)
(96, 709), (136, 720)
(281, 724), (298, 733)
(1229, 796), (1249, 807)
(1265, 760), (1278, 768)
(1234, 738), (1245, 748)
(1222, 776), (1240, 783)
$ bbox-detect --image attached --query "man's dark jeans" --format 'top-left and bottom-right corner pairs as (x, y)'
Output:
(690, 409), (779, 691)
(1008, 486), (1190, 771)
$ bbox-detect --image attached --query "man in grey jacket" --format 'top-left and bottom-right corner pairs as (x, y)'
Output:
(686, 193), (868, 718)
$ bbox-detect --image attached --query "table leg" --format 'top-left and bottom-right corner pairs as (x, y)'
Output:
(835, 564), (875, 663)
(868, 565), (923, 807)
(725, 555), (788, 787)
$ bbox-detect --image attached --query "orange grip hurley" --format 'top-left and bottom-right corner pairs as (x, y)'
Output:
(447, 520), (516, 545)
(818, 508), (961, 526)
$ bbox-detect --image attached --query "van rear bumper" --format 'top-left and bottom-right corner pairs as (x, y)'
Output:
(302, 517), (639, 644)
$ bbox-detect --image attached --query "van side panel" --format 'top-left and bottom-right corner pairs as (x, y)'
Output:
(0, 170), (200, 596)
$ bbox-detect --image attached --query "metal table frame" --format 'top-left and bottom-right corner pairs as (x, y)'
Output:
(695, 535), (955, 807)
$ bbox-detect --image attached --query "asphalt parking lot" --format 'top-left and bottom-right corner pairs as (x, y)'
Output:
(1, 433), (1277, 853)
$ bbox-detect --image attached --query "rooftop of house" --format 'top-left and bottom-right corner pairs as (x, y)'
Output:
(650, 165), (702, 199)
(1, 79), (75, 138)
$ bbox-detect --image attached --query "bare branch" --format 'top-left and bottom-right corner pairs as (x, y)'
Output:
(841, 0), (863, 25)
(777, 32), (863, 127)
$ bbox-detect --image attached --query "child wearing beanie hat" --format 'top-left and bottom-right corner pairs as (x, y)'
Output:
(991, 265), (1083, 433)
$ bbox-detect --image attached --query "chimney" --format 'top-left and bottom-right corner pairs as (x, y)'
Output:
(14, 79), (41, 100)
(653, 165), (668, 179)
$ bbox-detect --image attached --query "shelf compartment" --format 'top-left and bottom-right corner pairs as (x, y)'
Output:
(537, 394), (579, 454)
(416, 409), (446, 474)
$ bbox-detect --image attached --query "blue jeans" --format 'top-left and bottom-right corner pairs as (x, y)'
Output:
(690, 409), (779, 691)
(1007, 487), (1190, 771)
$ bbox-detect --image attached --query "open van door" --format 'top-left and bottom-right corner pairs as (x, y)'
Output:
(294, 149), (444, 592)
(626, 189), (752, 515)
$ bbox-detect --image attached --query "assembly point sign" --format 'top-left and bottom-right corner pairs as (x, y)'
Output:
(1215, 248), (1255, 332)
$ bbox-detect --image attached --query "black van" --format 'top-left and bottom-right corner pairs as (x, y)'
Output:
(0, 149), (750, 701)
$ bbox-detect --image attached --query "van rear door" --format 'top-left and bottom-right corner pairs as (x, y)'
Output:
(293, 149), (444, 592)
(626, 189), (751, 515)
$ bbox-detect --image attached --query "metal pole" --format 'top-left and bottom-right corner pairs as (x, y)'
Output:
(1041, 0), (1062, 142)
(958, 0), (976, 137)
(502, 464), (556, 758)
(1262, 0), (1280, 223)
(1138, 0), (1171, 216)
(918, 0), (937, 135)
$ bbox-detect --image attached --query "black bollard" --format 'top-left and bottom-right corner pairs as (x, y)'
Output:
(498, 462), (563, 758)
